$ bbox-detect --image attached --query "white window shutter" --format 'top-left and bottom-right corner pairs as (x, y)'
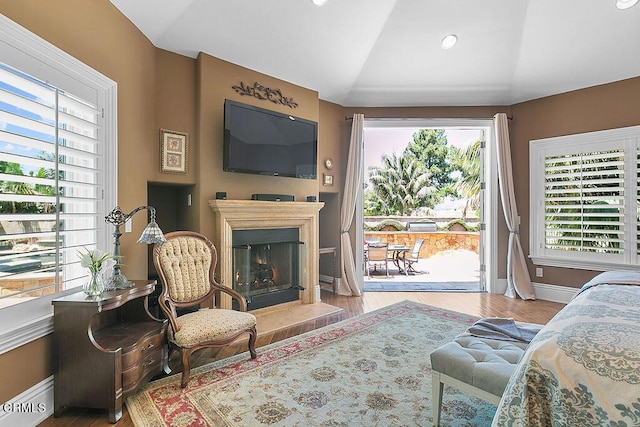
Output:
(530, 127), (640, 271)
(0, 63), (104, 300)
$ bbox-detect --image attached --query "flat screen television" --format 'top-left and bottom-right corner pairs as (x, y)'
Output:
(223, 99), (318, 179)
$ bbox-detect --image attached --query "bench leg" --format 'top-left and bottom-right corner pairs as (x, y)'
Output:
(432, 371), (443, 426)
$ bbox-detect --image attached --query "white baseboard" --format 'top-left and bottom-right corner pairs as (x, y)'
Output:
(492, 278), (508, 295)
(0, 376), (53, 426)
(492, 279), (576, 304)
(319, 277), (344, 296)
(319, 274), (335, 285)
(532, 282), (578, 304)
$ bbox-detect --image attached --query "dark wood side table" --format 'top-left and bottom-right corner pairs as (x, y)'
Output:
(52, 280), (167, 423)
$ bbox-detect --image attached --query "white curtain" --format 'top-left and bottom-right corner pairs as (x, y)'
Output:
(338, 114), (364, 296)
(494, 113), (536, 300)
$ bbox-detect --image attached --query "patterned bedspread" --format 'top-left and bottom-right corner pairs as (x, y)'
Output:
(493, 280), (640, 426)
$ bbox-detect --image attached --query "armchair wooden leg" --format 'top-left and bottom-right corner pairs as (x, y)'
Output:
(180, 349), (192, 388)
(248, 326), (258, 359)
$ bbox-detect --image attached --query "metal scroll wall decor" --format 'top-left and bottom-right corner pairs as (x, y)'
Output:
(232, 81), (298, 109)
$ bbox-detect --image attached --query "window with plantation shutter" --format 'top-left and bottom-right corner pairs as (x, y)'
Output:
(0, 63), (104, 302)
(530, 126), (640, 271)
(0, 14), (116, 348)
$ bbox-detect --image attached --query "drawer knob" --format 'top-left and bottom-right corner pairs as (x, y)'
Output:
(145, 358), (155, 367)
(142, 342), (154, 352)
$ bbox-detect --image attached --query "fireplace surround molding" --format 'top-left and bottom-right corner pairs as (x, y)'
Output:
(209, 199), (324, 309)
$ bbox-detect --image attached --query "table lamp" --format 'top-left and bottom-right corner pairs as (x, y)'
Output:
(104, 205), (166, 289)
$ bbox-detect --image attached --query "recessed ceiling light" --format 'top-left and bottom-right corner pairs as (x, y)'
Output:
(441, 34), (458, 49)
(312, 0), (328, 6)
(616, 0), (638, 9)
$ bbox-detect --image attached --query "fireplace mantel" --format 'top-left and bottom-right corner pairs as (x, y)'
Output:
(209, 199), (324, 309)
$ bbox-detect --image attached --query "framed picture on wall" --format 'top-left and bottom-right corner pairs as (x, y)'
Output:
(160, 129), (188, 174)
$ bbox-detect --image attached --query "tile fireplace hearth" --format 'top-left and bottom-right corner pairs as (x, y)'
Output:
(209, 200), (324, 310)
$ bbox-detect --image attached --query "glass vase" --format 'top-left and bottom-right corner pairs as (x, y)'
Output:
(83, 271), (104, 297)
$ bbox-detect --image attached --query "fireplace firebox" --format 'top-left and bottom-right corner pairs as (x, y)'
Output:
(232, 228), (305, 310)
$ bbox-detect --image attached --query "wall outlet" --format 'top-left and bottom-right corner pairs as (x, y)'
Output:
(535, 267), (543, 277)
(125, 218), (132, 233)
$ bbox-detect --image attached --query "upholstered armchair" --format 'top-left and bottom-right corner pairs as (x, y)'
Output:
(153, 231), (257, 388)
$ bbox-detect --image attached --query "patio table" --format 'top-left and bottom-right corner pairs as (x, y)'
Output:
(388, 245), (409, 273)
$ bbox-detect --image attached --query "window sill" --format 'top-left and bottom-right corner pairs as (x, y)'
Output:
(0, 313), (53, 355)
(0, 287), (78, 355)
(530, 256), (637, 272)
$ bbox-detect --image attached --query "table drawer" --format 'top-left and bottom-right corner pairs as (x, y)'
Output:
(122, 348), (163, 393)
(121, 330), (165, 370)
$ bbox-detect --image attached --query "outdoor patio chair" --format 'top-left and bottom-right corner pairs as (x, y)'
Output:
(366, 243), (390, 278)
(398, 238), (425, 275)
(363, 238), (381, 266)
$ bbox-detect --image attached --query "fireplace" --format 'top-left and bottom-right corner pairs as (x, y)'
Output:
(209, 199), (324, 310)
(232, 228), (305, 310)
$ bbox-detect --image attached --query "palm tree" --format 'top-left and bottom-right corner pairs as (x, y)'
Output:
(0, 161), (37, 213)
(453, 140), (481, 217)
(367, 153), (436, 215)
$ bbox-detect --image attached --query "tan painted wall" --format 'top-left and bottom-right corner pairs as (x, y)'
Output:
(345, 106), (511, 119)
(194, 53), (320, 242)
(152, 49), (198, 187)
(345, 94), (640, 287)
(0, 0), (159, 402)
(0, 337), (53, 403)
(0, 0), (162, 283)
(319, 100), (346, 194)
(510, 77), (640, 289)
(0, 2), (324, 404)
(1, 0), (639, 407)
(150, 49), (199, 237)
(318, 101), (347, 268)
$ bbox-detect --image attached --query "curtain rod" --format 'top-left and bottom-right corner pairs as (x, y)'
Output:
(344, 115), (513, 121)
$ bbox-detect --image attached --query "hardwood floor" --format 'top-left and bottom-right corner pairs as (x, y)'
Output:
(39, 290), (565, 426)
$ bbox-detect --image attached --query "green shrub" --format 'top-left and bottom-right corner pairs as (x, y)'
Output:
(364, 219), (407, 231)
(443, 219), (479, 232)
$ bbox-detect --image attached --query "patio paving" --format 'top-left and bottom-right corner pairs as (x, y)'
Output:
(364, 249), (481, 291)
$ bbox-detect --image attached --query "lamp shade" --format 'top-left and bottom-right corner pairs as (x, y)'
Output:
(137, 221), (166, 244)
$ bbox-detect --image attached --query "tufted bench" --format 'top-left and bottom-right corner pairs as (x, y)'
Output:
(429, 334), (529, 426)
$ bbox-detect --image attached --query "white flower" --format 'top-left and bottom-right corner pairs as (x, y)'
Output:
(101, 257), (117, 273)
(77, 248), (118, 274)
(79, 252), (93, 269)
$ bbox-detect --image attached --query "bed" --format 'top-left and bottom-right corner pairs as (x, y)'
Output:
(493, 270), (640, 426)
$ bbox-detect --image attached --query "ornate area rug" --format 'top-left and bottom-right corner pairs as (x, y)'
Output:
(127, 301), (497, 426)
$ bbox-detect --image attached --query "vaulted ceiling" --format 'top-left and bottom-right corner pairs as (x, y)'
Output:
(110, 0), (640, 107)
